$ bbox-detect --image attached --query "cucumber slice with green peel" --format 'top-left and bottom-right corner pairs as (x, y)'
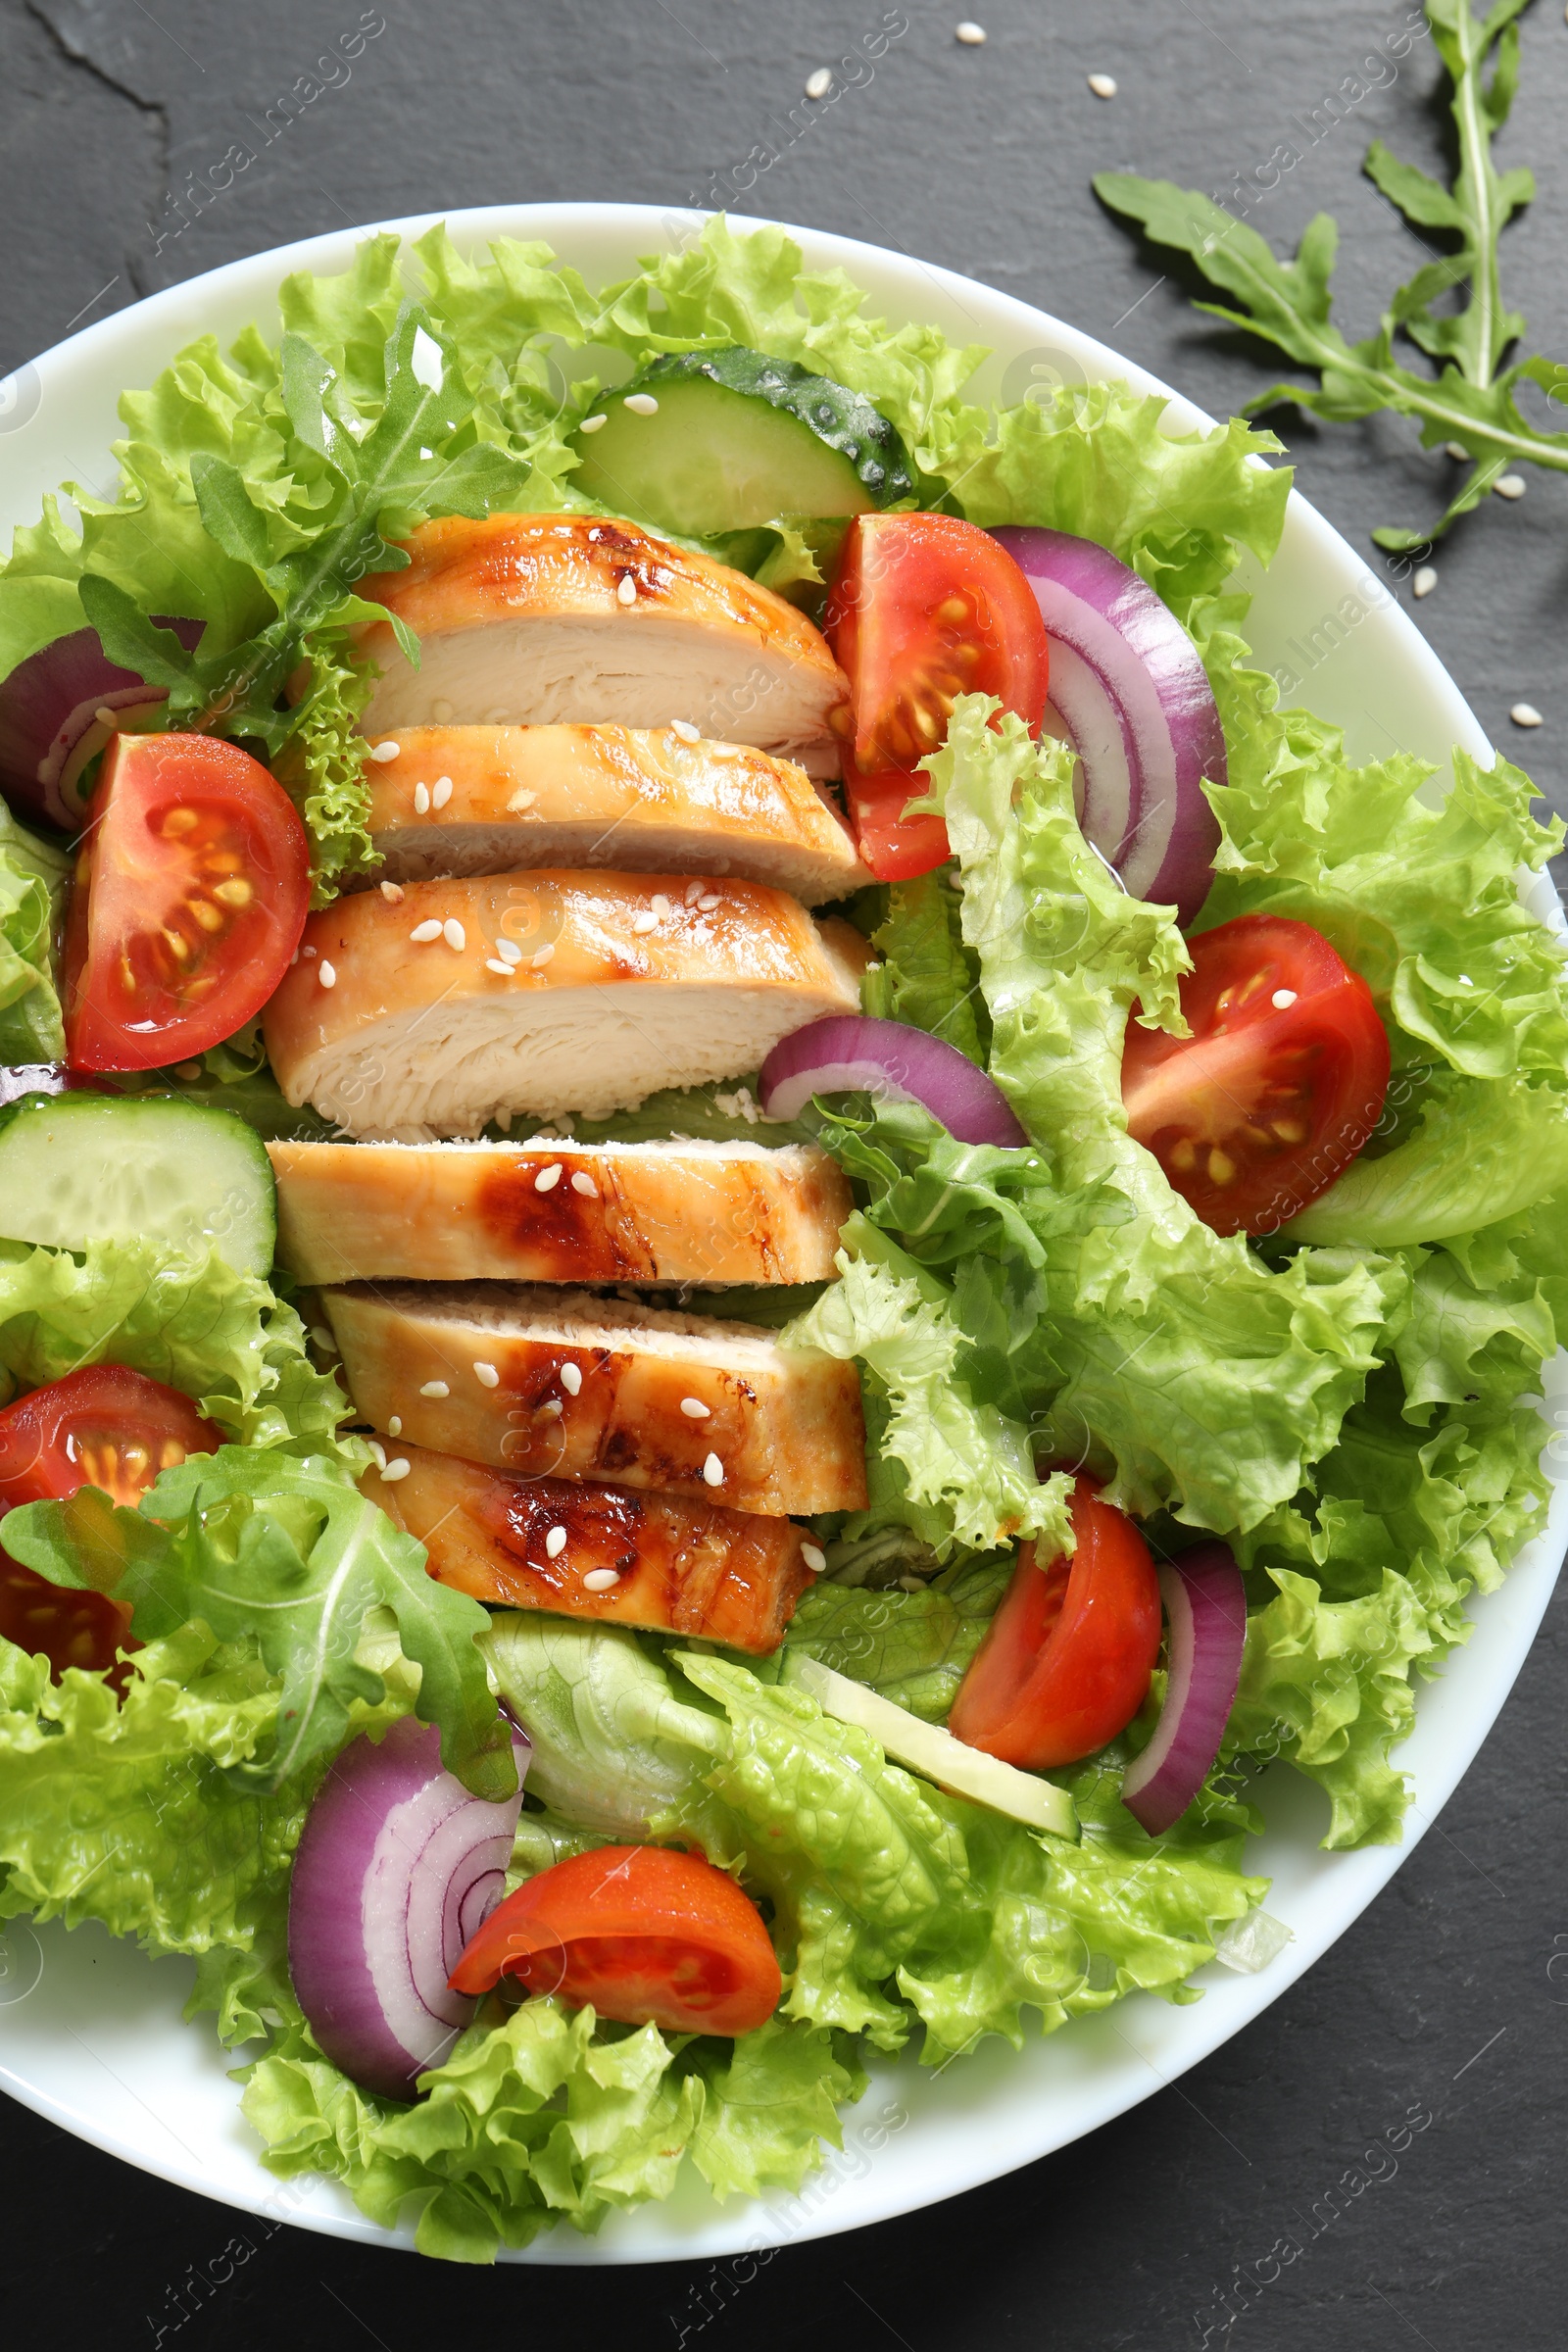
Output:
(568, 347), (915, 538)
(0, 1094), (276, 1276)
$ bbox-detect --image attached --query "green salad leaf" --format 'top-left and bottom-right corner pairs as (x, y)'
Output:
(3, 1446), (514, 1799)
(0, 1237), (351, 1452)
(0, 804), (67, 1063)
(780, 1555), (1013, 1722)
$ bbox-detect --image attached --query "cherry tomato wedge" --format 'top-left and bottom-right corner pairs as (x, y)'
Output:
(63, 731), (311, 1071)
(1121, 913), (1391, 1239)
(449, 1843), (782, 2036)
(949, 1480), (1161, 1771)
(0, 1363), (218, 1684)
(824, 513), (1050, 880)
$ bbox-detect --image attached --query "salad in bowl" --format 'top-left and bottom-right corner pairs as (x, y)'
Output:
(0, 212), (1562, 2265)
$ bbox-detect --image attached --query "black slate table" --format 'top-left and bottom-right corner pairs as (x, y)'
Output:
(0, 3), (1563, 2344)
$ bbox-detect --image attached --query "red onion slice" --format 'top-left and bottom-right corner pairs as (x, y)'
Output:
(759, 1013), (1028, 1147)
(0, 617), (203, 832)
(287, 1717), (529, 2101)
(989, 527), (1223, 926)
(1121, 1542), (1246, 1836)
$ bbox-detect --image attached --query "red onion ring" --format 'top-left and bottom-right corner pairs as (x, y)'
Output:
(988, 527), (1223, 925)
(0, 617), (203, 832)
(287, 1717), (529, 2100)
(759, 1013), (1028, 1147)
(1121, 1542), (1247, 1835)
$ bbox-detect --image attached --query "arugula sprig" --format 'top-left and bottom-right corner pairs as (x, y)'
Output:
(75, 304), (535, 892)
(2, 1446), (516, 1800)
(1095, 0), (1568, 549)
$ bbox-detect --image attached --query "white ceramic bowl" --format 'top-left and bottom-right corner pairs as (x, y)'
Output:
(0, 204), (1561, 2265)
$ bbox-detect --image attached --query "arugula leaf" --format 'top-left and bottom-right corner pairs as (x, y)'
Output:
(1, 1446), (514, 1799)
(1094, 0), (1568, 546)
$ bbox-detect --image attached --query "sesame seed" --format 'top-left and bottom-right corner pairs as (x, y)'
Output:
(582, 1566), (620, 1592)
(388, 1416), (402, 1437)
(670, 718), (701, 744)
(560, 1361), (583, 1395)
(1271, 988), (1298, 1009)
(680, 1396), (711, 1419)
(410, 918), (442, 943)
(956, 20), (987, 42)
(805, 65), (833, 97)
(570, 1171), (598, 1198)
(1494, 473), (1526, 499)
(443, 918), (466, 951)
(318, 960), (337, 988)
(684, 880), (705, 905)
(302, 944), (318, 957)
(432, 776), (453, 809)
(368, 1440), (387, 1471)
(703, 1452), (724, 1488)
(545, 1525), (568, 1558)
(578, 414), (608, 434)
(380, 1458), (411, 1483)
(802, 1543), (827, 1572)
(380, 880), (405, 903)
(414, 782), (430, 813)
(1511, 702), (1544, 727)
(507, 787), (537, 812)
(537, 1398), (563, 1419)
(697, 892), (721, 911)
(631, 909), (660, 934)
(473, 1360), (500, 1387)
(419, 1380), (450, 1397)
(623, 392), (660, 416)
(94, 706), (117, 726)
(496, 938), (523, 964)
(1413, 566), (1438, 599)
(1088, 70), (1116, 95)
(651, 893), (671, 921)
(1445, 442), (1469, 461)
(174, 1060), (202, 1080)
(535, 1163), (564, 1192)
(898, 1574), (927, 1592)
(616, 573), (638, 606)
(532, 943), (556, 966)
(368, 740), (400, 762)
(311, 1325), (337, 1351)
(484, 957), (514, 977)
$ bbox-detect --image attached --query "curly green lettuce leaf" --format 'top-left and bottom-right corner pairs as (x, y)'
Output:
(241, 1994), (860, 2264)
(1285, 1069), (1568, 1248)
(0, 1237), (351, 1453)
(859, 870), (988, 1064)
(480, 1619), (1266, 2067)
(0, 802), (67, 1063)
(917, 699), (1406, 1533)
(3, 1446), (514, 1799)
(0, 1622), (299, 1959)
(784, 1241), (1073, 1560)
(673, 1649), (1265, 2062)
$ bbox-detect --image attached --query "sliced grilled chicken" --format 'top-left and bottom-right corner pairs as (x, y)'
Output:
(262, 869), (866, 1140)
(322, 1281), (866, 1517)
(367, 1444), (816, 1655)
(355, 514), (850, 777)
(270, 1136), (852, 1287)
(360, 723), (865, 903)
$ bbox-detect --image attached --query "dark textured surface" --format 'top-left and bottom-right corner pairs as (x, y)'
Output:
(0, 2), (1563, 2342)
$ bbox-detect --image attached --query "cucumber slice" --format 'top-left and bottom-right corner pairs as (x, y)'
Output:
(0, 1094), (276, 1276)
(569, 347), (915, 538)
